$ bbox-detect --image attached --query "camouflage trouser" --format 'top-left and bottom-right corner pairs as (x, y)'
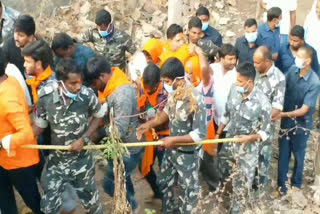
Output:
(40, 151), (103, 214)
(258, 123), (279, 186)
(219, 142), (259, 214)
(159, 149), (200, 214)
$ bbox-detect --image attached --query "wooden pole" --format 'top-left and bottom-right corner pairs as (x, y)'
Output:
(22, 137), (239, 150)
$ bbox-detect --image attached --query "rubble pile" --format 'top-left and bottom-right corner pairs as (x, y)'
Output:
(4, 0), (258, 49)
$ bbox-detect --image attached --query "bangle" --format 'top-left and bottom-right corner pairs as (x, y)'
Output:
(216, 133), (221, 136)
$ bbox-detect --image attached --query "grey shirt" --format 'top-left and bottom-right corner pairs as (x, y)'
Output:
(103, 84), (142, 154)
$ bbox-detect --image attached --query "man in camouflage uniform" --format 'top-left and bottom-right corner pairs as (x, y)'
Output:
(253, 46), (286, 186)
(33, 58), (105, 214)
(137, 58), (207, 214)
(81, 9), (136, 70)
(216, 62), (272, 214)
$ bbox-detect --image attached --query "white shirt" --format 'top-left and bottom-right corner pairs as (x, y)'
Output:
(304, 0), (320, 62)
(5, 63), (32, 106)
(211, 62), (237, 127)
(263, 0), (297, 35)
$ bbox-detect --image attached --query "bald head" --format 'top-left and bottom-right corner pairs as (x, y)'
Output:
(255, 46), (272, 61)
(253, 46), (273, 74)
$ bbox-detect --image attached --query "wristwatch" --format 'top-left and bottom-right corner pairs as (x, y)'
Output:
(82, 134), (90, 144)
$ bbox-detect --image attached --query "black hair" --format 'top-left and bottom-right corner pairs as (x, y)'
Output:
(188, 17), (202, 30)
(244, 18), (257, 28)
(143, 64), (160, 87)
(85, 55), (111, 82)
(290, 25), (305, 40)
(51, 33), (74, 51)
(55, 58), (81, 81)
(236, 62), (256, 80)
(267, 7), (282, 22)
(218, 43), (237, 58)
(22, 40), (53, 69)
(0, 48), (5, 76)
(95, 9), (112, 26)
(196, 6), (210, 17)
(166, 24), (183, 40)
(14, 15), (36, 36)
(160, 58), (184, 80)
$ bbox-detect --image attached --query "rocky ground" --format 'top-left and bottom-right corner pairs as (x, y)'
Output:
(5, 0), (319, 213)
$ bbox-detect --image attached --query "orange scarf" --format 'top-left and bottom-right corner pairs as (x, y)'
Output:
(159, 42), (191, 67)
(143, 38), (163, 64)
(141, 129), (169, 176)
(138, 81), (163, 108)
(203, 120), (217, 156)
(138, 81), (169, 176)
(98, 67), (130, 103)
(26, 66), (53, 104)
(186, 56), (201, 87)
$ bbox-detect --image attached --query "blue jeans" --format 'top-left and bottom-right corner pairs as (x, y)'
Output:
(278, 129), (309, 193)
(103, 148), (144, 210)
(280, 34), (288, 46)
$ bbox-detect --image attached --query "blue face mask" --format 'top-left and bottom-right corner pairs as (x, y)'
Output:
(236, 80), (249, 94)
(245, 32), (258, 43)
(202, 22), (209, 31)
(64, 91), (78, 100)
(99, 30), (110, 37)
(59, 80), (79, 100)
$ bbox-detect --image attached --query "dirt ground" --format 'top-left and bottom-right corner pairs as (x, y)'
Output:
(11, 0), (318, 213)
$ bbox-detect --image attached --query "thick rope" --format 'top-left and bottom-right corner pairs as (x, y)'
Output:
(22, 138), (239, 150)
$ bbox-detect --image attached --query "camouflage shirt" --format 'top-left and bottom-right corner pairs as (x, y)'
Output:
(255, 64), (286, 111)
(81, 28), (136, 69)
(221, 85), (272, 142)
(0, 5), (20, 45)
(197, 38), (219, 59)
(35, 82), (105, 146)
(164, 85), (207, 152)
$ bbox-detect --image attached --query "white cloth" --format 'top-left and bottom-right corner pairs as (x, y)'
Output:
(128, 52), (148, 81)
(5, 63), (32, 106)
(2, 135), (12, 156)
(304, 0), (320, 62)
(263, 0), (297, 35)
(210, 62), (237, 127)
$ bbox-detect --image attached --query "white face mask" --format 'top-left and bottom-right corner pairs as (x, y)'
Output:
(164, 83), (173, 93)
(163, 76), (185, 93)
(295, 57), (306, 69)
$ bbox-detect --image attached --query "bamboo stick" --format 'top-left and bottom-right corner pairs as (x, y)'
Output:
(22, 138), (239, 150)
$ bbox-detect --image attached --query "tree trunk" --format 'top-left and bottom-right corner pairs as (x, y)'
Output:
(168, 0), (183, 26)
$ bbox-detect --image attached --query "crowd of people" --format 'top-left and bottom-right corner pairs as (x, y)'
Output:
(1, 0), (320, 214)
